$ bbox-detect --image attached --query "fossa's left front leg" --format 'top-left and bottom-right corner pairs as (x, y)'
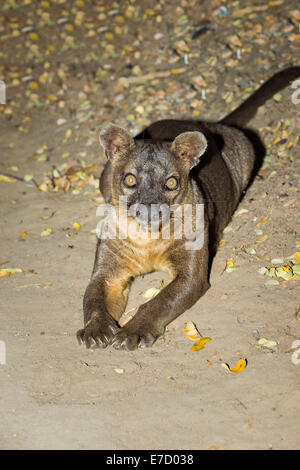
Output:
(112, 249), (210, 351)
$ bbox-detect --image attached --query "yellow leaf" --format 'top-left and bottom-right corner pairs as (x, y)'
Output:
(21, 231), (28, 238)
(30, 81), (38, 90)
(42, 283), (52, 289)
(36, 155), (46, 162)
(65, 129), (72, 139)
(222, 358), (247, 373)
(269, 0), (283, 6)
(281, 265), (290, 273)
(225, 257), (236, 273)
(171, 68), (184, 75)
(257, 234), (268, 243)
(39, 72), (49, 85)
(191, 337), (211, 351)
(73, 222), (81, 231)
(106, 33), (114, 41)
(46, 94), (57, 102)
(273, 93), (282, 102)
(258, 338), (277, 349)
(23, 175), (33, 183)
(0, 268), (22, 277)
(291, 265), (300, 280)
(219, 239), (226, 247)
(294, 252), (300, 265)
(41, 227), (52, 237)
(0, 174), (16, 183)
(65, 24), (74, 32)
(275, 266), (294, 281)
(136, 105), (144, 114)
(30, 32), (38, 41)
(229, 358), (247, 373)
(256, 216), (268, 227)
(38, 183), (48, 192)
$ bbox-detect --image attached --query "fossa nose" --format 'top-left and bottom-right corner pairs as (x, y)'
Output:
(129, 203), (167, 227)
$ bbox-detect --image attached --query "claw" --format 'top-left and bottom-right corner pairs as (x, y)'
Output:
(76, 315), (120, 349)
(111, 336), (118, 346)
(76, 329), (84, 345)
(108, 324), (119, 336)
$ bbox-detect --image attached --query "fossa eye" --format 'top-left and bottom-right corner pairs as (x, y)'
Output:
(165, 176), (178, 191)
(123, 173), (137, 188)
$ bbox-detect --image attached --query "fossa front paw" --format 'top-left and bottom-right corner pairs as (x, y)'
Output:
(77, 312), (119, 349)
(112, 321), (164, 351)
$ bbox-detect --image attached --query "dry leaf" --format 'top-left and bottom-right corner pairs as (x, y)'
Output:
(38, 183), (48, 192)
(294, 252), (300, 265)
(191, 337), (211, 351)
(0, 174), (16, 183)
(73, 222), (81, 231)
(256, 216), (268, 227)
(225, 258), (236, 273)
(265, 264), (300, 281)
(65, 129), (72, 140)
(143, 287), (160, 299)
(0, 268), (23, 277)
(182, 321), (200, 341)
(40, 211), (56, 221)
(271, 258), (284, 265)
(222, 358), (247, 373)
(119, 315), (133, 327)
(257, 234), (268, 243)
(40, 228), (52, 237)
(257, 338), (277, 349)
(24, 174), (34, 182)
(234, 208), (249, 216)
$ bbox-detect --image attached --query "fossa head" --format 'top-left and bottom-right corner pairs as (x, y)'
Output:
(99, 123), (207, 227)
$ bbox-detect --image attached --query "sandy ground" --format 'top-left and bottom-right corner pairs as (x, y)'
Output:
(0, 0), (300, 450)
(0, 110), (299, 450)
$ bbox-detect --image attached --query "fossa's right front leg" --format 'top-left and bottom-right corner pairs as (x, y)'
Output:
(77, 241), (131, 348)
(76, 276), (120, 348)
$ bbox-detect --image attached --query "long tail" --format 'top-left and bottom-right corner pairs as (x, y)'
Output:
(220, 66), (300, 127)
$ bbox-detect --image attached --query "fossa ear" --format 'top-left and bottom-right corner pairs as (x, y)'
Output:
(171, 131), (207, 169)
(99, 123), (135, 159)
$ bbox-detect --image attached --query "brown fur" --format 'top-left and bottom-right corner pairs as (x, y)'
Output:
(77, 67), (300, 351)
